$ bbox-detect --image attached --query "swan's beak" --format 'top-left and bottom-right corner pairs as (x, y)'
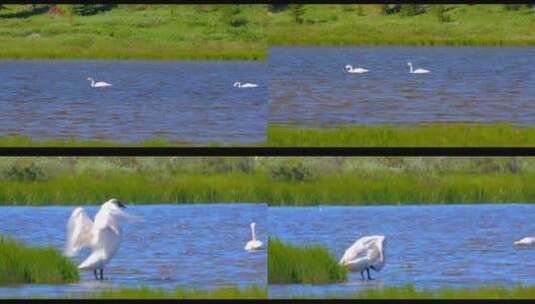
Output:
(117, 201), (126, 209)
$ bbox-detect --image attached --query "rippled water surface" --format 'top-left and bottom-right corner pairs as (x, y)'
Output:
(269, 204), (535, 298)
(269, 47), (535, 126)
(0, 204), (267, 298)
(0, 61), (267, 144)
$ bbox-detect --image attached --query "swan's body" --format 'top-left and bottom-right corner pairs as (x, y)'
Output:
(407, 62), (430, 74)
(65, 198), (131, 280)
(514, 237), (535, 247)
(339, 235), (386, 280)
(345, 65), (369, 74)
(87, 77), (112, 88)
(244, 222), (263, 251)
(234, 82), (258, 88)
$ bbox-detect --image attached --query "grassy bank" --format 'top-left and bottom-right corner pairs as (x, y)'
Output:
(2, 157), (535, 205)
(77, 285), (266, 299)
(0, 236), (79, 285)
(0, 5), (266, 60)
(268, 238), (347, 284)
(269, 4), (535, 46)
(267, 123), (535, 147)
(317, 285), (535, 299)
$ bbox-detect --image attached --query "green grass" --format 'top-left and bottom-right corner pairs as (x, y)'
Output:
(2, 157), (535, 206)
(267, 123), (535, 147)
(0, 4), (266, 60)
(268, 238), (347, 284)
(78, 285), (267, 299)
(316, 285), (535, 299)
(0, 235), (79, 285)
(269, 4), (535, 46)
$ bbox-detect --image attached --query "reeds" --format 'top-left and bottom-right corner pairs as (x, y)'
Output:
(268, 238), (347, 284)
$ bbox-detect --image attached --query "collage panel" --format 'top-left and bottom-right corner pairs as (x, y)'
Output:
(0, 4), (268, 146)
(0, 157), (267, 299)
(267, 157), (535, 299)
(266, 4), (535, 147)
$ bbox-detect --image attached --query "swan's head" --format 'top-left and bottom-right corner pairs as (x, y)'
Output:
(345, 65), (352, 71)
(250, 222), (256, 229)
(87, 77), (93, 81)
(102, 198), (126, 212)
(233, 82), (240, 87)
(407, 62), (412, 66)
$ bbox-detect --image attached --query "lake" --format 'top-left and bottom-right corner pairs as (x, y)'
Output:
(269, 47), (535, 126)
(0, 60), (267, 144)
(0, 203), (267, 298)
(269, 204), (535, 298)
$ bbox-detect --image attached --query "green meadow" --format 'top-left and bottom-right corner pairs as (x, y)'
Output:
(0, 4), (266, 60)
(77, 285), (266, 299)
(1, 157), (535, 206)
(0, 235), (79, 285)
(268, 4), (535, 46)
(268, 238), (347, 284)
(267, 124), (535, 147)
(315, 285), (535, 299)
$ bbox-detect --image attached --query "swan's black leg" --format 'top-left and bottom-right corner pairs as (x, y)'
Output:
(93, 269), (97, 280)
(366, 268), (373, 280)
(360, 270), (365, 280)
(100, 268), (104, 280)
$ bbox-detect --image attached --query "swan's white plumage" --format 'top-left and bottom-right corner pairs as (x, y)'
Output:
(407, 62), (430, 74)
(345, 65), (369, 74)
(234, 82), (258, 88)
(65, 199), (130, 273)
(65, 207), (93, 257)
(245, 222), (263, 251)
(514, 237), (535, 247)
(87, 77), (112, 88)
(339, 235), (386, 273)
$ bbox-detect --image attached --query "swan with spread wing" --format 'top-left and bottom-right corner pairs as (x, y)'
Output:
(65, 198), (135, 280)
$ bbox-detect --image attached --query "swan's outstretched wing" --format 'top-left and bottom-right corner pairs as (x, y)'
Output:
(65, 207), (94, 257)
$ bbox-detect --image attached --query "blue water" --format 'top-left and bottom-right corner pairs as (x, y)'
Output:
(0, 204), (267, 298)
(269, 204), (535, 298)
(269, 47), (535, 126)
(0, 60), (267, 144)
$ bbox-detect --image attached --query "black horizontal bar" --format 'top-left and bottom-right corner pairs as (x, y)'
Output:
(1, 147), (535, 156)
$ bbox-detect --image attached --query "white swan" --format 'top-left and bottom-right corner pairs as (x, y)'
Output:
(65, 198), (135, 280)
(345, 65), (369, 74)
(339, 235), (386, 280)
(87, 77), (112, 88)
(234, 82), (258, 88)
(514, 237), (535, 247)
(407, 62), (430, 74)
(244, 222), (263, 251)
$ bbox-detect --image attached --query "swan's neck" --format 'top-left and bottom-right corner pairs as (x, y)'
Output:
(251, 225), (256, 241)
(235, 82), (241, 88)
(90, 79), (95, 86)
(408, 64), (413, 73)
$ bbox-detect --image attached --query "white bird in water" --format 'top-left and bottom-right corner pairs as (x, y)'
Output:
(339, 235), (386, 280)
(407, 62), (430, 74)
(514, 237), (535, 247)
(345, 64), (369, 74)
(234, 81), (258, 88)
(244, 222), (263, 251)
(65, 198), (135, 280)
(87, 77), (112, 88)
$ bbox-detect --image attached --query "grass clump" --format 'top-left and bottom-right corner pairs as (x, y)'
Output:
(84, 285), (266, 299)
(320, 285), (535, 299)
(267, 123), (535, 147)
(268, 238), (347, 284)
(0, 236), (79, 285)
